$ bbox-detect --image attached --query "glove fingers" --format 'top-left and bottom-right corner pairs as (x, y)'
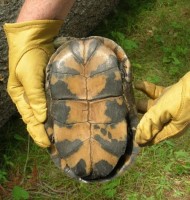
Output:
(135, 106), (172, 145)
(14, 91), (50, 148)
(135, 81), (165, 99)
(150, 123), (179, 144)
(136, 99), (155, 113)
(8, 84), (50, 147)
(27, 120), (51, 148)
(25, 82), (47, 123)
(8, 84), (34, 124)
(16, 49), (49, 123)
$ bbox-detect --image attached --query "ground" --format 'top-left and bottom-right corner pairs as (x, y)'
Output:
(0, 0), (190, 199)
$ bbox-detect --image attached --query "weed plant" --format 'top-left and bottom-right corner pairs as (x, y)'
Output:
(0, 0), (190, 199)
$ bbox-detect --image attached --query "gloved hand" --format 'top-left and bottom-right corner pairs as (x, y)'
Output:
(135, 72), (190, 146)
(4, 20), (63, 147)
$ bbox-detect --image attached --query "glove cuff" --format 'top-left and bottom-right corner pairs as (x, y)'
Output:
(181, 71), (190, 83)
(3, 20), (63, 48)
(3, 20), (63, 68)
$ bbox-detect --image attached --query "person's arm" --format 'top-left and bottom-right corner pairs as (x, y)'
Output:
(3, 0), (75, 147)
(17, 0), (75, 22)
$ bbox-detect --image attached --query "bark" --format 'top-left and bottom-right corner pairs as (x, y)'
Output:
(0, 0), (119, 128)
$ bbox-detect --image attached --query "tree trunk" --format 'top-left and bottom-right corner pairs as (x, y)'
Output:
(0, 0), (119, 128)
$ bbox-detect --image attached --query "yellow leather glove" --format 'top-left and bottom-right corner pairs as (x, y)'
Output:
(135, 72), (190, 146)
(3, 20), (63, 147)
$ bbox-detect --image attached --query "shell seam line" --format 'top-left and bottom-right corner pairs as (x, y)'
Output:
(83, 40), (93, 172)
(53, 120), (121, 126)
(51, 95), (123, 102)
(51, 65), (117, 78)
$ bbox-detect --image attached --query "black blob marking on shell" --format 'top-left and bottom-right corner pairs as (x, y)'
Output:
(51, 78), (78, 100)
(108, 132), (112, 139)
(52, 101), (70, 124)
(54, 120), (74, 129)
(110, 124), (116, 129)
(100, 128), (107, 136)
(90, 55), (118, 76)
(93, 160), (114, 177)
(94, 124), (100, 129)
(105, 99), (127, 123)
(86, 39), (101, 62)
(94, 68), (122, 99)
(55, 139), (83, 159)
(52, 60), (80, 75)
(70, 40), (84, 64)
(94, 134), (127, 157)
(71, 159), (88, 177)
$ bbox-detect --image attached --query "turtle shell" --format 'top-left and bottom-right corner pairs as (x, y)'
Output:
(45, 36), (139, 182)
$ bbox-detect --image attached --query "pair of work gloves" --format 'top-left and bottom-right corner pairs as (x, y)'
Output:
(3, 20), (190, 148)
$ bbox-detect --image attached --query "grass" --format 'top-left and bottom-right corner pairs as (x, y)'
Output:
(0, 0), (190, 199)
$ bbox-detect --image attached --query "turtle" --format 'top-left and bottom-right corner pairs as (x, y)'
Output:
(45, 36), (139, 183)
